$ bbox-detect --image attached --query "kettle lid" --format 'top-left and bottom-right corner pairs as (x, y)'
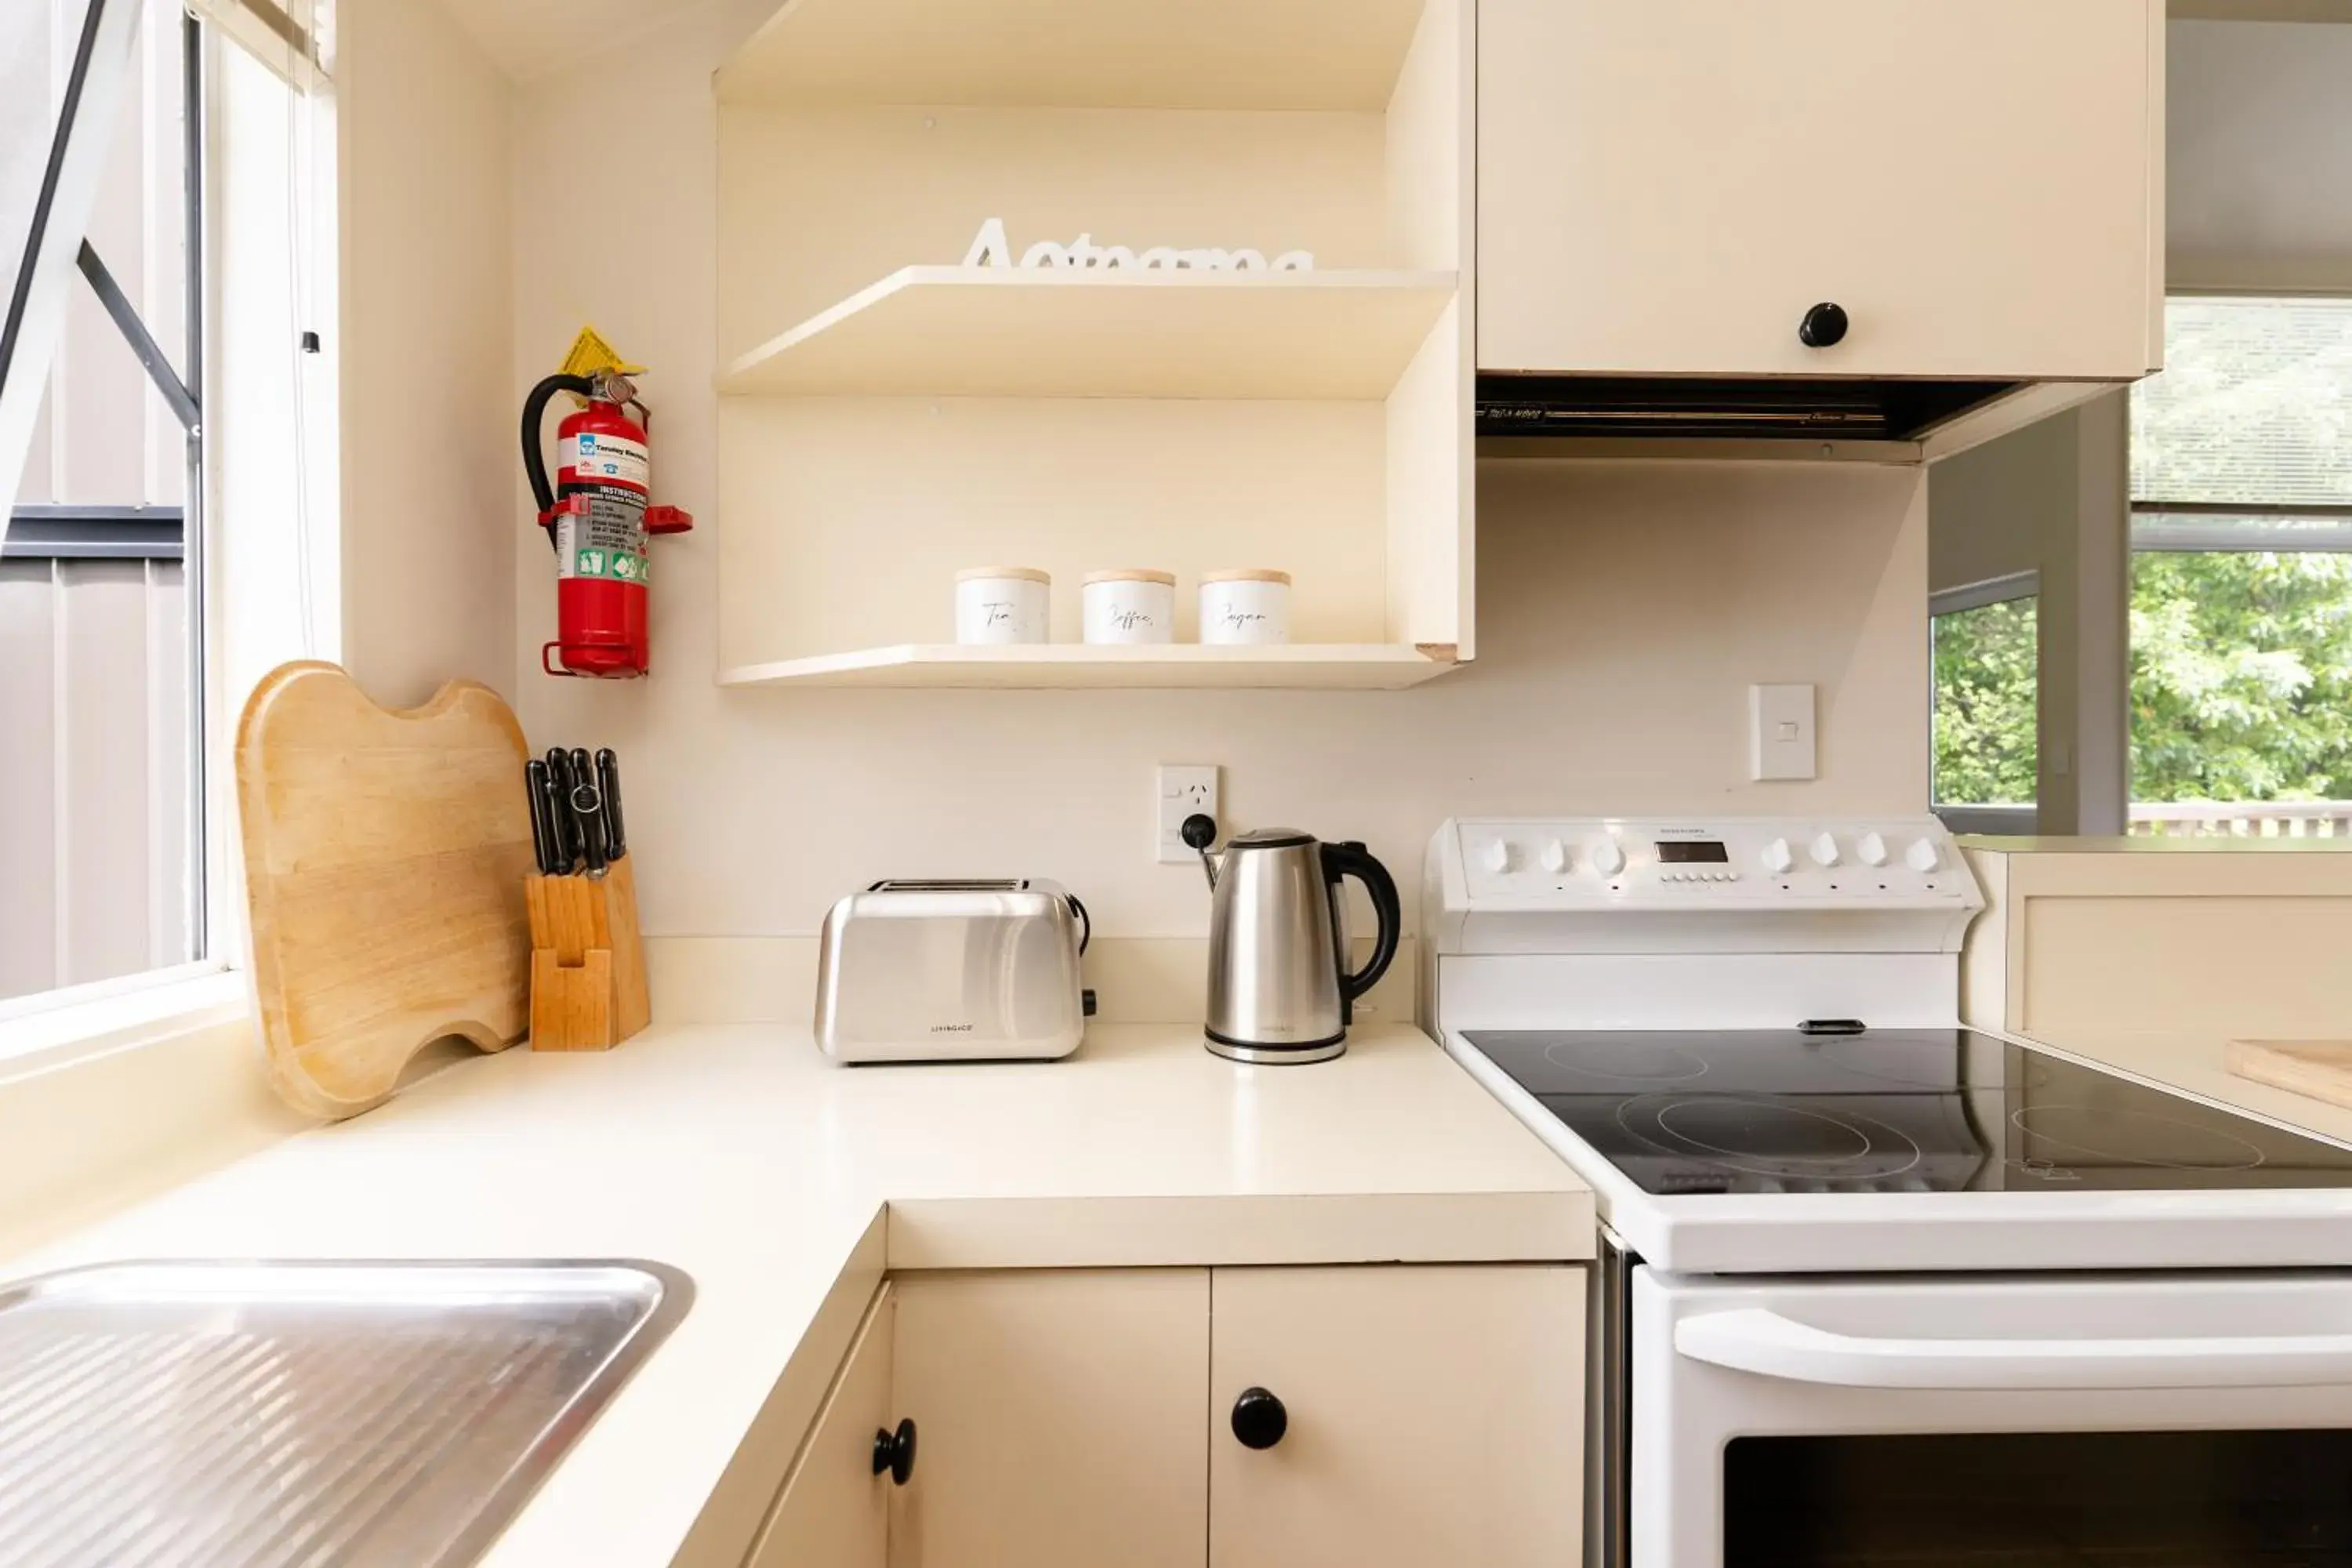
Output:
(1228, 827), (1315, 850)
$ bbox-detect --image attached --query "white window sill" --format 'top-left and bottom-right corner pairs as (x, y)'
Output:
(0, 964), (252, 1080)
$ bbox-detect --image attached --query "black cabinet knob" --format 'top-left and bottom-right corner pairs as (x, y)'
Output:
(872, 1417), (917, 1485)
(1230, 1387), (1288, 1450)
(1798, 302), (1849, 348)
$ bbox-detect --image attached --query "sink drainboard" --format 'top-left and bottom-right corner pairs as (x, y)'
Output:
(0, 1259), (692, 1567)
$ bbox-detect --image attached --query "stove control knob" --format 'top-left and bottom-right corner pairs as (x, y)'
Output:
(1761, 837), (1795, 874)
(1857, 832), (1889, 868)
(1539, 838), (1569, 874)
(1905, 837), (1941, 873)
(1809, 832), (1841, 868)
(1482, 838), (1514, 873)
(1590, 838), (1627, 877)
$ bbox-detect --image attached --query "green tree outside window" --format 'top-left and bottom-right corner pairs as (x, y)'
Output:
(2132, 552), (2352, 803)
(1933, 599), (2038, 806)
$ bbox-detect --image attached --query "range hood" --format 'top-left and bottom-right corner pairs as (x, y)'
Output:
(1470, 1), (2162, 462)
(1475, 374), (2024, 445)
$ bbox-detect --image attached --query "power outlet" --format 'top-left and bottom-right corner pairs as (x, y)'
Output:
(1156, 764), (1220, 864)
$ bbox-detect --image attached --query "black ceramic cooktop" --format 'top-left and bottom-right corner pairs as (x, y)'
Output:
(1461, 1029), (2352, 1196)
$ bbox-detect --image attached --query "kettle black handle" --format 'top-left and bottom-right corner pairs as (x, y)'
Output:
(1321, 840), (1400, 1005)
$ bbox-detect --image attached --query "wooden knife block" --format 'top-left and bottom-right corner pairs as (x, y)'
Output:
(525, 857), (650, 1051)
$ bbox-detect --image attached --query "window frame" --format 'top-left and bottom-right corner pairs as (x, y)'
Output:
(2132, 508), (2352, 554)
(2129, 289), (2352, 546)
(1930, 572), (2043, 838)
(2124, 289), (2352, 823)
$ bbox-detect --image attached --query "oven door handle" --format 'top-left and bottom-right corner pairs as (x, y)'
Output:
(1675, 1308), (2352, 1391)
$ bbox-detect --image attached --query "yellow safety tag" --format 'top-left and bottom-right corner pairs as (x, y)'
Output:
(556, 326), (645, 402)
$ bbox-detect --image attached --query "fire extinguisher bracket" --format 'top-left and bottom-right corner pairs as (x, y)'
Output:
(538, 495), (589, 536)
(644, 505), (695, 535)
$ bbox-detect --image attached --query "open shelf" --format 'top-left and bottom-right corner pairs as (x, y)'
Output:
(717, 644), (1457, 691)
(717, 267), (1457, 401)
(710, 0), (1473, 691)
(717, 0), (1430, 111)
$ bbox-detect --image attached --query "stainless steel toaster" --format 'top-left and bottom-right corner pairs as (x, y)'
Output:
(815, 880), (1089, 1062)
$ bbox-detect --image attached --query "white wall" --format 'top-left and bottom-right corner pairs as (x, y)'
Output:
(334, 0), (514, 707)
(506, 7), (1931, 960)
(2169, 18), (2352, 290)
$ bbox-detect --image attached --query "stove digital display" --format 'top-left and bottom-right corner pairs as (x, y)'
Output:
(1656, 841), (1730, 864)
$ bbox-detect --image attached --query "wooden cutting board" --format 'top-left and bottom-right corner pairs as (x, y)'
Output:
(236, 662), (535, 1120)
(2227, 1039), (2352, 1112)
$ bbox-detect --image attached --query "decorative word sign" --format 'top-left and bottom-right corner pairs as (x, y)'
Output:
(961, 217), (1313, 274)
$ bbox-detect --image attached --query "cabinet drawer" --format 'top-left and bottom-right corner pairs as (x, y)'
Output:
(1209, 1265), (1583, 1568)
(1477, 0), (2161, 381)
(746, 1283), (895, 1568)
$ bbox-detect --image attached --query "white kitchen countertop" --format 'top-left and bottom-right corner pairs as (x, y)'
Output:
(0, 1022), (1591, 1567)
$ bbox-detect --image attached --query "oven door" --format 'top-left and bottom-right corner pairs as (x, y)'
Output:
(1636, 1268), (2352, 1568)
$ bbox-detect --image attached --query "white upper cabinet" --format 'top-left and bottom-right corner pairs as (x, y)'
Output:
(1477, 0), (2165, 382)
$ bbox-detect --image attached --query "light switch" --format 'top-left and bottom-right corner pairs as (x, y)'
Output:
(1750, 684), (1817, 782)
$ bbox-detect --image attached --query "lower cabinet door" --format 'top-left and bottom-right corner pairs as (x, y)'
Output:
(1209, 1265), (1584, 1568)
(746, 1282), (896, 1568)
(888, 1269), (1210, 1568)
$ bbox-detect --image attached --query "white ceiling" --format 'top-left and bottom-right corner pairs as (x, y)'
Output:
(435, 0), (721, 82)
(437, 0), (2352, 88)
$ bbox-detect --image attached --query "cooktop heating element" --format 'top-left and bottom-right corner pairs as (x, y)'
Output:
(1461, 1029), (2352, 1196)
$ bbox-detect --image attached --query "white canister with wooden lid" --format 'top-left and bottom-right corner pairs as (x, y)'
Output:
(1082, 569), (1177, 644)
(955, 567), (1051, 644)
(1199, 569), (1292, 645)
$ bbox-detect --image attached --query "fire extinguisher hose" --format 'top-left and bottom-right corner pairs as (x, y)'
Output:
(521, 372), (600, 546)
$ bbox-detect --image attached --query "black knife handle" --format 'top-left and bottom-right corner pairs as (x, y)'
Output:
(569, 782), (608, 882)
(567, 749), (594, 801)
(545, 749), (582, 870)
(594, 748), (626, 859)
(565, 750), (605, 877)
(524, 760), (558, 876)
(574, 800), (608, 877)
(539, 762), (575, 873)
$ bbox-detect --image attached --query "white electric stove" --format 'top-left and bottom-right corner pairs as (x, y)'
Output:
(1422, 816), (2352, 1568)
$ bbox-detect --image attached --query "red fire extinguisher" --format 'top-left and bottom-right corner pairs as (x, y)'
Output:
(522, 369), (692, 677)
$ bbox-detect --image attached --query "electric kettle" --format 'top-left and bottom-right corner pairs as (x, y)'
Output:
(1195, 826), (1402, 1064)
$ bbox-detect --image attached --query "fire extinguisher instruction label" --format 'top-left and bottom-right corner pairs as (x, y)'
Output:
(562, 430), (650, 489)
(557, 495), (650, 585)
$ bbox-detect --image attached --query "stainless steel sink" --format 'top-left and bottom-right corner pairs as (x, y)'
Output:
(0, 1259), (692, 1567)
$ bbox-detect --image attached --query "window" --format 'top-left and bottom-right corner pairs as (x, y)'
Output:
(2129, 297), (2352, 839)
(2, 0), (332, 1016)
(1932, 575), (2039, 823)
(2, 0), (203, 1003)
